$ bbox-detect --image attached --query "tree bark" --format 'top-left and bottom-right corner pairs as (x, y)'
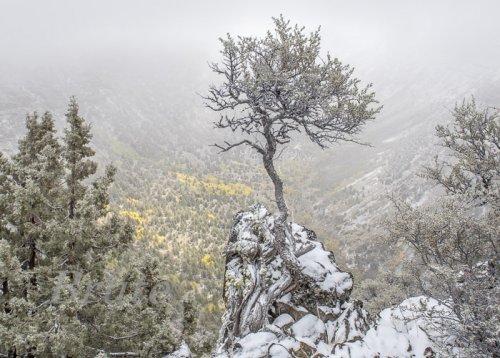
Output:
(2, 280), (7, 296)
(262, 126), (301, 277)
(68, 166), (76, 219)
(2, 279), (10, 314)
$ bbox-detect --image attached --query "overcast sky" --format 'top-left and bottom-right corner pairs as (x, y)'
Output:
(1, 0), (499, 65)
(0, 0), (499, 155)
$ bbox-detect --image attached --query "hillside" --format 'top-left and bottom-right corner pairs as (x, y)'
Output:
(1, 51), (499, 350)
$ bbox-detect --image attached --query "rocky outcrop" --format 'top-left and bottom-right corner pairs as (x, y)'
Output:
(213, 205), (447, 357)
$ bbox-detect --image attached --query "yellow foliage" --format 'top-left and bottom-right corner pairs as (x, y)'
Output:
(119, 210), (147, 225)
(119, 210), (149, 240)
(125, 198), (142, 206)
(175, 172), (253, 196)
(218, 164), (229, 172)
(135, 226), (145, 240)
(168, 273), (181, 284)
(230, 160), (250, 167)
(202, 254), (215, 267)
(207, 211), (216, 220)
(153, 234), (166, 243)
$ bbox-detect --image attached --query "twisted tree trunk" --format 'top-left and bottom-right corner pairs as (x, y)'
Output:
(262, 125), (301, 276)
(215, 206), (294, 355)
(214, 205), (356, 357)
(216, 128), (311, 354)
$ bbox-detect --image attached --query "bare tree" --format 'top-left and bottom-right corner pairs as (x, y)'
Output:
(204, 16), (381, 274)
(422, 97), (500, 208)
(388, 98), (499, 357)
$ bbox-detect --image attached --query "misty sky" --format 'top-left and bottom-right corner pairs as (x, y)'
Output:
(1, 0), (499, 71)
(0, 0), (499, 170)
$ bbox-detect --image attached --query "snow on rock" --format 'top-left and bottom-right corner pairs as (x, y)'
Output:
(235, 332), (278, 357)
(291, 314), (325, 347)
(273, 313), (294, 328)
(295, 231), (352, 296)
(333, 296), (453, 357)
(164, 340), (192, 358)
(213, 205), (444, 357)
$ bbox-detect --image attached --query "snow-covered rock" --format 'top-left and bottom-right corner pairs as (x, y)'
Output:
(213, 205), (448, 357)
(164, 340), (192, 358)
(333, 296), (453, 357)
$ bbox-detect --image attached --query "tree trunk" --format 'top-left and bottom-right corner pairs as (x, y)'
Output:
(28, 240), (36, 270)
(262, 130), (301, 277)
(27, 215), (38, 289)
(216, 125), (308, 353)
(2, 279), (10, 314)
(2, 279), (7, 296)
(68, 167), (76, 219)
(263, 152), (287, 220)
(7, 347), (16, 358)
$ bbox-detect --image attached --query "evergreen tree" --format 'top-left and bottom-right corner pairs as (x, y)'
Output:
(63, 97), (97, 219)
(0, 98), (185, 357)
(0, 101), (133, 357)
(0, 111), (65, 356)
(11, 112), (64, 271)
(0, 152), (12, 239)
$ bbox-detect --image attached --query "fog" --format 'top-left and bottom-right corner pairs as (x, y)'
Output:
(1, 0), (499, 153)
(1, 0), (499, 76)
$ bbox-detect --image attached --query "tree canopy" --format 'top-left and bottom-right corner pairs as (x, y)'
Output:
(205, 16), (381, 226)
(205, 16), (380, 154)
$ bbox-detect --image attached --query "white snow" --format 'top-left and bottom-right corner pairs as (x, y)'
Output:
(273, 313), (294, 328)
(235, 332), (287, 358)
(291, 314), (326, 347)
(332, 296), (453, 357)
(296, 240), (352, 294)
(164, 340), (192, 358)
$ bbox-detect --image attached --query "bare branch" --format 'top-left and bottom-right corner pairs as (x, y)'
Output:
(211, 140), (265, 155)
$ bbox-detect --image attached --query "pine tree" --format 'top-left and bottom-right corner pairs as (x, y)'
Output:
(0, 98), (186, 357)
(11, 111), (64, 270)
(0, 111), (64, 357)
(204, 17), (380, 329)
(63, 97), (97, 220)
(0, 152), (11, 239)
(0, 101), (134, 357)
